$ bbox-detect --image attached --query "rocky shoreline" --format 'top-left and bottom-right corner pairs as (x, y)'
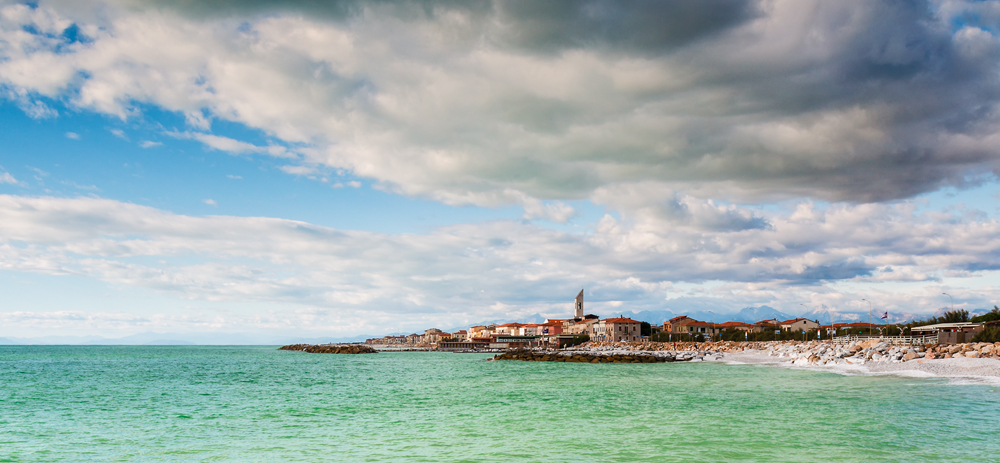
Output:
(279, 344), (378, 354)
(762, 340), (1000, 365)
(492, 348), (716, 363)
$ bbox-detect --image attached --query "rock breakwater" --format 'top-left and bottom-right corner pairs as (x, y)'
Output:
(765, 340), (1000, 366)
(279, 344), (377, 354)
(493, 347), (720, 363)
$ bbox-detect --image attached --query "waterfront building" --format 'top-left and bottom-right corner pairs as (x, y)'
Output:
(911, 322), (982, 344)
(520, 324), (547, 336)
(539, 320), (564, 335)
(663, 316), (717, 337)
(468, 325), (495, 339)
(591, 317), (643, 342)
(779, 318), (820, 332)
(566, 317), (599, 335)
(753, 319), (781, 333)
(715, 321), (753, 332)
(496, 323), (524, 336)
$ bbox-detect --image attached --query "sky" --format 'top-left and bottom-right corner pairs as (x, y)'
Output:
(1, 0), (1000, 340)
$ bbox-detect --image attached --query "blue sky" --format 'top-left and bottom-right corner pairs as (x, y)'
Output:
(2, 0), (1000, 340)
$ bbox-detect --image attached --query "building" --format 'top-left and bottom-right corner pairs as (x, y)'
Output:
(663, 316), (717, 337)
(779, 318), (820, 332)
(495, 323), (524, 336)
(566, 317), (599, 335)
(591, 317), (643, 342)
(911, 322), (982, 344)
(538, 320), (564, 335)
(574, 289), (584, 320)
(468, 325), (494, 339)
(753, 319), (781, 333)
(715, 321), (753, 332)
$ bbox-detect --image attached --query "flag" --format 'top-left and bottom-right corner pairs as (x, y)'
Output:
(881, 311), (888, 320)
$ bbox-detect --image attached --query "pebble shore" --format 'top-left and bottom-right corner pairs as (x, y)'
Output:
(492, 340), (1000, 382)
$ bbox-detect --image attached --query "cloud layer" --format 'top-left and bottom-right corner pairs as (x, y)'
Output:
(1, 195), (998, 334)
(2, 0), (999, 211)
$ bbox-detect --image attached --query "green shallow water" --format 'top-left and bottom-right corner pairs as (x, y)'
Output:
(1, 346), (998, 462)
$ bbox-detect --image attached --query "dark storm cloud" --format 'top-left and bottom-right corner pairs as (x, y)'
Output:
(5, 0), (1000, 205)
(109, 0), (760, 54)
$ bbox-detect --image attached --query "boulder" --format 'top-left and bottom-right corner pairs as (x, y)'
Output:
(902, 351), (918, 361)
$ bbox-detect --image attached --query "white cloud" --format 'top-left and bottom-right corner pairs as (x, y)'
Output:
(279, 165), (317, 176)
(65, 131), (80, 139)
(202, 199), (217, 206)
(1, 1), (997, 212)
(108, 128), (128, 140)
(0, 172), (18, 185)
(0, 194), (998, 335)
(226, 174), (242, 180)
(139, 140), (161, 148)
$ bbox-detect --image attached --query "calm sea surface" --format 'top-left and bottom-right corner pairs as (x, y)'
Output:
(1, 345), (998, 462)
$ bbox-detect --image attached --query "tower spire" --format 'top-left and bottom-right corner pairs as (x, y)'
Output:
(574, 289), (584, 320)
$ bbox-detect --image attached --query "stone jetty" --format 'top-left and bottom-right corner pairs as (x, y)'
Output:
(493, 346), (720, 363)
(279, 344), (377, 354)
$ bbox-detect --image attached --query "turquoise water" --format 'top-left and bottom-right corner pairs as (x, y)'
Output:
(1, 346), (998, 462)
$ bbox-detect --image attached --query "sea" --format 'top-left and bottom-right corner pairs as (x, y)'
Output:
(1, 345), (998, 462)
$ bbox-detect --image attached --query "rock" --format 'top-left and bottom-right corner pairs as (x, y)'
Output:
(902, 351), (918, 361)
(279, 344), (378, 354)
(953, 352), (965, 358)
(965, 351), (979, 358)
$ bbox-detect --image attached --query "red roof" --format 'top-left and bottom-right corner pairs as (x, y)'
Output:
(497, 323), (524, 327)
(603, 317), (642, 323)
(668, 315), (691, 322)
(716, 321), (752, 328)
(780, 318), (809, 324)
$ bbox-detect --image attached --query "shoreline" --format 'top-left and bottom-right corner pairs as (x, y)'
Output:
(501, 340), (1000, 385)
(720, 350), (1000, 385)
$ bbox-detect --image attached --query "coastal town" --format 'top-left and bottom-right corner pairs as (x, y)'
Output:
(366, 290), (1000, 350)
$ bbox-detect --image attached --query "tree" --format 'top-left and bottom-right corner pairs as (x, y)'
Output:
(942, 309), (970, 323)
(640, 321), (652, 337)
(972, 306), (1000, 323)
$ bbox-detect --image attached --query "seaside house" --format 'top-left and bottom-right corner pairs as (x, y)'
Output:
(663, 316), (718, 337)
(496, 323), (524, 336)
(566, 318), (599, 335)
(716, 321), (753, 332)
(591, 317), (643, 342)
(753, 319), (781, 333)
(663, 315), (694, 333)
(468, 325), (495, 339)
(911, 322), (982, 344)
(539, 320), (564, 335)
(779, 318), (820, 332)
